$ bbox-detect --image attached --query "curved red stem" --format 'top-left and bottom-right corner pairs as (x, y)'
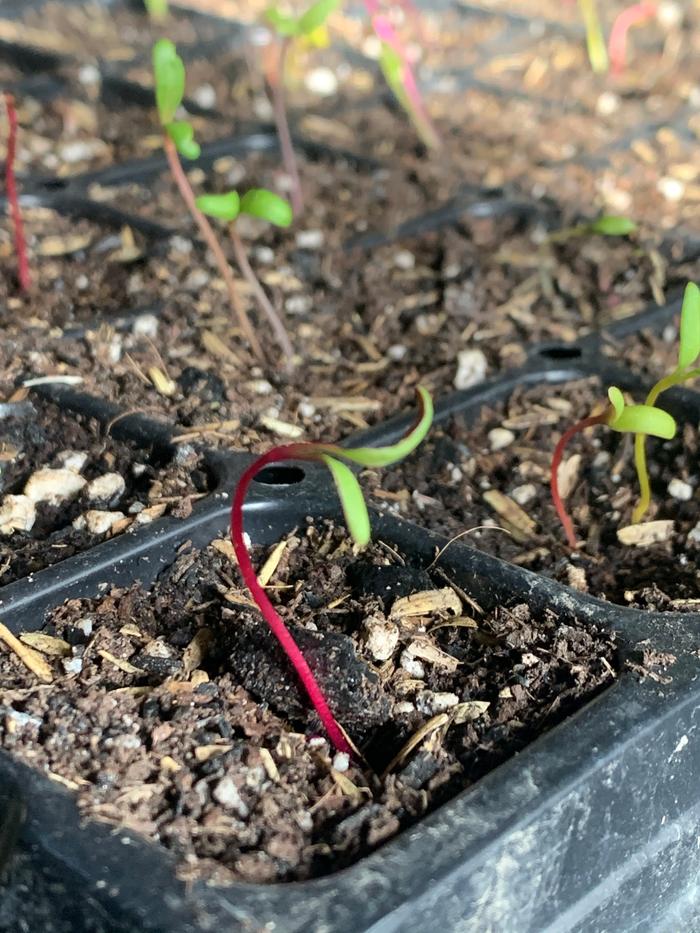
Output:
(230, 445), (351, 754)
(608, 3), (657, 76)
(550, 413), (608, 548)
(4, 92), (30, 292)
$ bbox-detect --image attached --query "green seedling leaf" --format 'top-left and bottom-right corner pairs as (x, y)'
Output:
(195, 191), (241, 221)
(589, 215), (637, 237)
(379, 43), (405, 102)
(607, 396), (676, 439)
(166, 121), (200, 160)
(607, 385), (625, 420)
(144, 0), (168, 21)
(265, 6), (300, 36)
(239, 189), (293, 227)
(331, 386), (434, 468)
(321, 455), (371, 546)
(298, 0), (340, 35)
(153, 39), (185, 126)
(678, 281), (700, 371)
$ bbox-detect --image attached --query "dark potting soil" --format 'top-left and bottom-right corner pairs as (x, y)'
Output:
(0, 522), (616, 884)
(0, 395), (210, 586)
(365, 376), (700, 610)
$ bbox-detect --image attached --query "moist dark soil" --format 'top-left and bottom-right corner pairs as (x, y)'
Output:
(0, 521), (616, 883)
(365, 375), (700, 610)
(0, 394), (210, 585)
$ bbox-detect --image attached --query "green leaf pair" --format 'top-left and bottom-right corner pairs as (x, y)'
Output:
(606, 386), (675, 439)
(152, 39), (201, 159)
(265, 0), (340, 37)
(296, 386), (434, 546)
(195, 189), (293, 228)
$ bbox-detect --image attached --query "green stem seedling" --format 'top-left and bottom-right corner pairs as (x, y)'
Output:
(152, 40), (263, 361)
(632, 282), (700, 522)
(230, 387), (434, 752)
(264, 0), (341, 216)
(195, 189), (295, 368)
(547, 214), (637, 244)
(551, 386), (676, 547)
(578, 0), (609, 72)
(144, 0), (168, 22)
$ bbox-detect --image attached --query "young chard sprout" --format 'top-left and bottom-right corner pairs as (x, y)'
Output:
(3, 92), (30, 292)
(152, 40), (263, 361)
(551, 386), (676, 548)
(608, 4), (657, 76)
(633, 282), (700, 523)
(230, 386), (434, 753)
(195, 189), (294, 366)
(264, 0), (340, 216)
(578, 0), (609, 73)
(144, 0), (168, 21)
(547, 214), (637, 244)
(364, 0), (440, 150)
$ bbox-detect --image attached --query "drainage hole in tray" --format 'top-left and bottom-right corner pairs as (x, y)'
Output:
(254, 465), (306, 486)
(537, 345), (583, 360)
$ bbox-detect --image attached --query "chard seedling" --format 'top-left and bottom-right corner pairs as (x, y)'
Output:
(230, 386), (434, 753)
(609, 4), (657, 75)
(550, 386), (676, 548)
(144, 0), (168, 21)
(632, 281), (700, 522)
(578, 0), (608, 73)
(152, 40), (263, 361)
(195, 188), (294, 365)
(264, 0), (340, 216)
(3, 92), (30, 292)
(547, 214), (638, 243)
(364, 0), (440, 150)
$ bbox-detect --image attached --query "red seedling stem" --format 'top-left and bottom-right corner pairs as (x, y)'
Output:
(4, 92), (30, 292)
(266, 38), (303, 217)
(608, 3), (657, 75)
(231, 444), (352, 754)
(550, 413), (608, 548)
(162, 135), (264, 362)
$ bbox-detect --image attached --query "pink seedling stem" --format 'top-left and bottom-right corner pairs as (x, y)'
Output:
(363, 0), (440, 149)
(264, 39), (304, 217)
(608, 3), (657, 75)
(4, 92), (30, 292)
(231, 444), (352, 754)
(550, 413), (607, 548)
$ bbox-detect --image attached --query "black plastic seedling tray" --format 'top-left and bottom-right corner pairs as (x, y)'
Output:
(1, 299), (700, 931)
(2, 1), (700, 929)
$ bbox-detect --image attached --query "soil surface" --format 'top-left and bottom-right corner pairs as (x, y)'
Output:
(0, 522), (616, 883)
(366, 375), (700, 609)
(0, 394), (210, 585)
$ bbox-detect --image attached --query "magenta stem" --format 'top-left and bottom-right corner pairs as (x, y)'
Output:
(231, 444), (351, 754)
(608, 3), (657, 75)
(267, 38), (303, 217)
(550, 413), (607, 548)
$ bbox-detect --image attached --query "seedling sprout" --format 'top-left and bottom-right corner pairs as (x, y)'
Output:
(3, 92), (30, 292)
(364, 0), (440, 150)
(609, 4), (657, 76)
(195, 189), (295, 366)
(152, 40), (263, 361)
(144, 0), (168, 22)
(577, 0), (608, 73)
(230, 387), (434, 753)
(550, 387), (676, 548)
(632, 282), (700, 522)
(547, 214), (638, 244)
(264, 0), (340, 215)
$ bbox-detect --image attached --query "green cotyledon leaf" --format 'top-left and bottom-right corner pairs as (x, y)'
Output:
(678, 282), (700, 372)
(329, 386), (433, 468)
(153, 39), (185, 126)
(195, 191), (241, 221)
(166, 121), (200, 159)
(298, 0), (340, 35)
(607, 387), (676, 439)
(239, 188), (293, 227)
(321, 455), (371, 547)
